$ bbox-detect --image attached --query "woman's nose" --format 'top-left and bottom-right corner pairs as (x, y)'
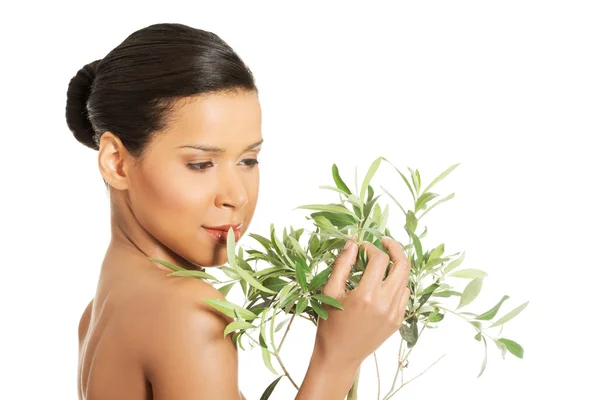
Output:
(215, 167), (248, 210)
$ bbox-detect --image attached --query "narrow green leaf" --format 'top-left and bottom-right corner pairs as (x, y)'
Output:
(494, 338), (508, 359)
(475, 295), (510, 321)
(489, 301), (530, 328)
(423, 163), (460, 194)
(409, 231), (423, 265)
(221, 266), (240, 280)
(477, 336), (488, 378)
(226, 227), (238, 268)
(415, 192), (440, 213)
(408, 167), (421, 195)
(309, 266), (332, 292)
(296, 298), (309, 314)
(249, 233), (273, 251)
(332, 164), (352, 195)
(382, 158), (416, 202)
(148, 257), (185, 271)
(224, 320), (257, 337)
(432, 290), (462, 298)
(497, 338), (524, 359)
(310, 299), (329, 320)
(233, 262), (277, 295)
(287, 235), (307, 259)
(457, 277), (484, 309)
(450, 269), (489, 279)
(419, 192), (455, 220)
(381, 186), (407, 217)
(360, 157), (383, 204)
(319, 185), (351, 197)
(167, 269), (219, 281)
(261, 345), (278, 375)
(443, 251), (466, 275)
(311, 294), (344, 310)
(296, 204), (355, 217)
(260, 376), (284, 400)
(367, 184), (374, 203)
(203, 298), (258, 321)
(405, 210), (418, 234)
(217, 282), (236, 297)
(275, 317), (291, 333)
(295, 261), (308, 292)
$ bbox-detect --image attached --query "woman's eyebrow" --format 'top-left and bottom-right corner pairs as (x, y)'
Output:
(178, 139), (264, 153)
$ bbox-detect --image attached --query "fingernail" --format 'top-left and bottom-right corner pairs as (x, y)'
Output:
(344, 240), (352, 250)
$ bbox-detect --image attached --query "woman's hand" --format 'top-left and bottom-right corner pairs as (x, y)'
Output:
(312, 236), (411, 369)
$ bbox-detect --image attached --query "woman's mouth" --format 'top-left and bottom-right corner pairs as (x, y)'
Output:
(203, 227), (241, 243)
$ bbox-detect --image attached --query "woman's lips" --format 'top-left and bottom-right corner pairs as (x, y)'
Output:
(204, 227), (241, 243)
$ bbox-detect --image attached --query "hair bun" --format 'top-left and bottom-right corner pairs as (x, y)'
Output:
(66, 59), (102, 150)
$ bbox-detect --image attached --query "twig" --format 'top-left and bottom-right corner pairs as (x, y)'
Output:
(278, 313), (296, 353)
(384, 354), (446, 399)
(374, 352), (381, 400)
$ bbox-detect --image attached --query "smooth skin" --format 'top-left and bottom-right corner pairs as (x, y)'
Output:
(77, 89), (411, 400)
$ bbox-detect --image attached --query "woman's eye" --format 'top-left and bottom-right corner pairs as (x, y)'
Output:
(187, 159), (260, 171)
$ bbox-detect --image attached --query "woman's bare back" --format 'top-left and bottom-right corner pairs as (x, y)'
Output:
(77, 258), (246, 400)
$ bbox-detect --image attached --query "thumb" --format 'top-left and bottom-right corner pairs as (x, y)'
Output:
(323, 236), (358, 297)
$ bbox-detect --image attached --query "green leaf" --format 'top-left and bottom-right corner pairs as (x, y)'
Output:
(309, 267), (332, 292)
(275, 317), (292, 333)
(477, 336), (488, 378)
(382, 159), (416, 202)
(221, 266), (241, 280)
(332, 164), (352, 195)
(310, 299), (329, 320)
(296, 298), (309, 314)
(261, 345), (278, 375)
(295, 261), (308, 292)
(450, 269), (488, 279)
(423, 163), (460, 194)
(360, 157), (383, 204)
(287, 235), (307, 260)
(408, 167), (421, 195)
(167, 269), (219, 281)
(443, 251), (466, 275)
(217, 282), (236, 297)
(457, 277), (484, 309)
(432, 290), (462, 298)
(494, 338), (508, 359)
(405, 210), (418, 234)
(148, 257), (185, 271)
(319, 185), (352, 197)
(224, 320), (257, 337)
(400, 317), (419, 347)
(311, 294), (344, 310)
(296, 204), (356, 217)
(381, 186), (407, 217)
(367, 184), (374, 203)
(408, 231), (423, 265)
(363, 194), (381, 220)
(419, 192), (456, 220)
(475, 295), (510, 321)
(203, 298), (258, 321)
(249, 233), (273, 251)
(497, 338), (524, 359)
(415, 192), (440, 213)
(489, 301), (529, 328)
(226, 229), (277, 295)
(260, 376), (284, 400)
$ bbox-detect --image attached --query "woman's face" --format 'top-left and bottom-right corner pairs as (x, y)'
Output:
(124, 90), (262, 268)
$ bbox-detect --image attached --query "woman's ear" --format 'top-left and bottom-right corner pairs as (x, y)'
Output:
(97, 132), (131, 191)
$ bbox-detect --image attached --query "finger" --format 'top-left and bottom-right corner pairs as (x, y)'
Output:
(322, 236), (357, 298)
(381, 236), (410, 289)
(397, 287), (411, 325)
(356, 241), (390, 294)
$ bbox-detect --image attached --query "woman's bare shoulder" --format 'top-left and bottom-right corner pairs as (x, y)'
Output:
(131, 276), (244, 399)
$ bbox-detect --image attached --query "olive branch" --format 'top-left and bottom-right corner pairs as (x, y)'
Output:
(150, 157), (528, 400)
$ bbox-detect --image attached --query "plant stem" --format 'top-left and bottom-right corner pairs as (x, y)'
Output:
(374, 352), (381, 400)
(383, 338), (404, 399)
(435, 304), (496, 342)
(277, 313), (296, 352)
(384, 354), (446, 399)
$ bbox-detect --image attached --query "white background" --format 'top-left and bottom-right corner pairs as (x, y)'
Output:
(1, 1), (598, 399)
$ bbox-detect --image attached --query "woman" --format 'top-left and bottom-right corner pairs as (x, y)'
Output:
(68, 22), (411, 400)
